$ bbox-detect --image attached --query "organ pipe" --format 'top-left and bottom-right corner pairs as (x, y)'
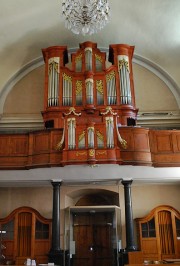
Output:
(85, 78), (94, 104)
(85, 47), (92, 71)
(48, 57), (60, 107)
(118, 55), (132, 105)
(67, 118), (76, 150)
(105, 117), (114, 148)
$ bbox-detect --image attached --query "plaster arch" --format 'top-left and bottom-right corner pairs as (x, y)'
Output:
(0, 49), (180, 114)
(64, 188), (120, 208)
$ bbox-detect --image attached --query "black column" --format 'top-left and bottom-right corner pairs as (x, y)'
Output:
(121, 179), (137, 251)
(48, 181), (64, 265)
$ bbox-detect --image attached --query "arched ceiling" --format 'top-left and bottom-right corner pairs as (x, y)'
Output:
(0, 0), (180, 96)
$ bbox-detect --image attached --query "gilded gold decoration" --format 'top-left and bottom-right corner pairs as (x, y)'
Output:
(67, 117), (76, 128)
(87, 127), (94, 131)
(56, 140), (63, 150)
(85, 47), (92, 52)
(85, 78), (93, 84)
(119, 59), (130, 72)
(96, 151), (107, 155)
(76, 80), (83, 95)
(76, 151), (86, 156)
(115, 116), (128, 149)
(75, 53), (82, 62)
(101, 106), (117, 115)
(78, 131), (85, 142)
(95, 54), (103, 62)
(96, 80), (103, 95)
(120, 138), (127, 149)
(96, 130), (104, 141)
(63, 72), (72, 82)
(106, 71), (115, 82)
(49, 62), (59, 74)
(56, 120), (65, 151)
(64, 107), (81, 116)
(89, 149), (95, 157)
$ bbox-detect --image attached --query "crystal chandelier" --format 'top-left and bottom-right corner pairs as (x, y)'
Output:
(62, 0), (110, 35)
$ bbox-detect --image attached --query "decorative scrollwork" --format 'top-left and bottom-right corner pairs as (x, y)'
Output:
(64, 107), (81, 116)
(101, 106), (117, 116)
(63, 73), (72, 82)
(89, 149), (95, 157)
(75, 53), (82, 62)
(106, 71), (115, 82)
(78, 131), (85, 142)
(96, 80), (103, 95)
(95, 54), (103, 63)
(96, 130), (104, 141)
(119, 59), (130, 72)
(76, 151), (86, 156)
(76, 80), (83, 95)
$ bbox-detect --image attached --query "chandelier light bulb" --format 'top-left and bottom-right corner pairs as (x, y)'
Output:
(62, 0), (110, 35)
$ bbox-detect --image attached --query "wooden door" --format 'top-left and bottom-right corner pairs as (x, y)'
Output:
(72, 212), (114, 266)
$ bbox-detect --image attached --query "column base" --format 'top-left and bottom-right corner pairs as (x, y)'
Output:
(48, 250), (64, 266)
(125, 245), (137, 251)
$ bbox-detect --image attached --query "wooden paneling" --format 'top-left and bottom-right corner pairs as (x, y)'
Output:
(150, 130), (180, 166)
(0, 128), (180, 168)
(119, 127), (152, 165)
(136, 205), (180, 262)
(0, 207), (52, 265)
(128, 251), (143, 264)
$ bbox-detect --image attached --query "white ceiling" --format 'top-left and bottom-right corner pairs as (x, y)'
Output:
(0, 0), (180, 94)
(0, 0), (180, 186)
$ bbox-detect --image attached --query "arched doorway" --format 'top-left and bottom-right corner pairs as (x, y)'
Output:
(65, 191), (121, 266)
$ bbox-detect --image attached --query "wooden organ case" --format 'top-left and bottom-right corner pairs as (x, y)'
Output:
(136, 205), (180, 261)
(0, 207), (52, 265)
(42, 41), (138, 165)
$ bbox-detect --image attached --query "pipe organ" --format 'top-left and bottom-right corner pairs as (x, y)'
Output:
(42, 41), (138, 165)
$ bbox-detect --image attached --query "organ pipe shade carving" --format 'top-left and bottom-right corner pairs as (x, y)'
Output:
(118, 55), (132, 105)
(63, 73), (72, 106)
(106, 71), (117, 105)
(75, 53), (83, 72)
(105, 117), (114, 148)
(116, 117), (127, 149)
(86, 78), (94, 104)
(85, 47), (92, 71)
(76, 80), (83, 106)
(56, 120), (65, 150)
(96, 80), (104, 105)
(96, 130), (104, 148)
(67, 118), (76, 150)
(48, 57), (60, 107)
(78, 131), (86, 149)
(88, 127), (95, 148)
(95, 54), (103, 71)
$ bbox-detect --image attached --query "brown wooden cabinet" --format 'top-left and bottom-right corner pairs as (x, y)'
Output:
(0, 207), (52, 265)
(136, 205), (180, 261)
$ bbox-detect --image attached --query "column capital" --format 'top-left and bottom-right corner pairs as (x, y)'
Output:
(121, 179), (133, 186)
(51, 180), (62, 187)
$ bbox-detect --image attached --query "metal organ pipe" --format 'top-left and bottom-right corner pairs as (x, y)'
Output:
(118, 55), (132, 105)
(86, 78), (94, 105)
(67, 118), (76, 150)
(85, 47), (92, 71)
(88, 127), (95, 148)
(48, 57), (60, 107)
(105, 117), (114, 148)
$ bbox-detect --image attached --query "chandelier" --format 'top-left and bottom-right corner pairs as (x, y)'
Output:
(62, 0), (110, 35)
